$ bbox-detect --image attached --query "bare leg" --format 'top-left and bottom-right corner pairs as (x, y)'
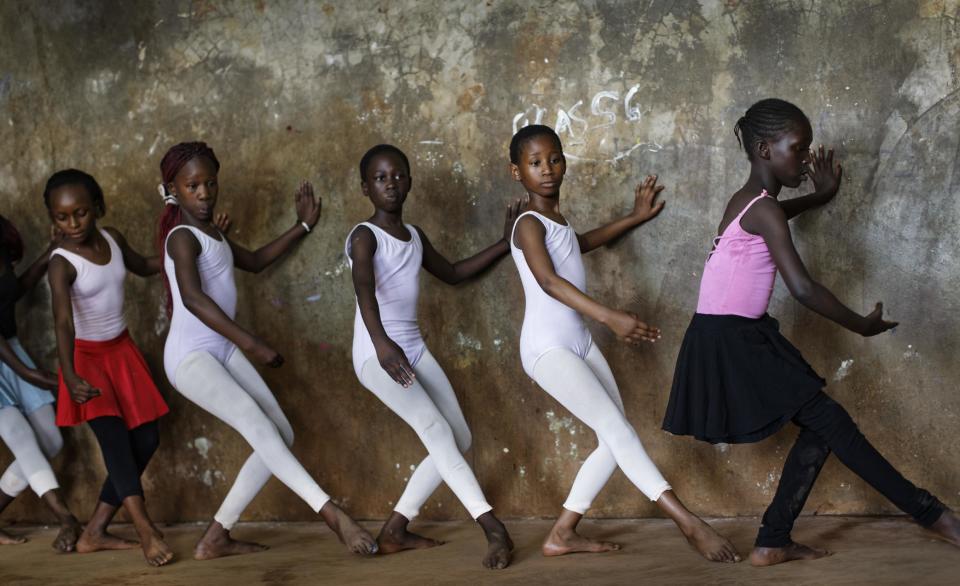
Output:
(0, 491), (14, 515)
(194, 521), (268, 560)
(76, 501), (139, 553)
(0, 526), (26, 545)
(658, 491), (741, 563)
(0, 492), (26, 545)
(478, 512), (513, 570)
(542, 508), (620, 556)
(39, 489), (82, 552)
(123, 495), (173, 567)
(376, 511), (444, 554)
(319, 501), (378, 555)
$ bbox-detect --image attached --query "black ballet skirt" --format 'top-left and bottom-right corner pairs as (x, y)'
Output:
(662, 313), (825, 444)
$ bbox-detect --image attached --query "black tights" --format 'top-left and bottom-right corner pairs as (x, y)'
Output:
(756, 392), (944, 547)
(87, 417), (160, 507)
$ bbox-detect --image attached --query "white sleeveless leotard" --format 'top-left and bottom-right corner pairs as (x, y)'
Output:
(50, 229), (127, 341)
(510, 211), (592, 377)
(163, 225), (238, 383)
(345, 222), (425, 378)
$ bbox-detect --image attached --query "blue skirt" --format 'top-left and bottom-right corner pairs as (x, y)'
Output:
(0, 337), (56, 414)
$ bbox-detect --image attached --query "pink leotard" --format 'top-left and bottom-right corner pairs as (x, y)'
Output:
(696, 192), (776, 318)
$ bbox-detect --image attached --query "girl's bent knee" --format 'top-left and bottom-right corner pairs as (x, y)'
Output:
(246, 421), (285, 449)
(2, 421), (33, 447)
(45, 433), (64, 458)
(455, 429), (472, 453)
(599, 418), (639, 447)
(417, 416), (455, 447)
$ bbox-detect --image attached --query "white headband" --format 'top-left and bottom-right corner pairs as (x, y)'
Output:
(158, 183), (178, 206)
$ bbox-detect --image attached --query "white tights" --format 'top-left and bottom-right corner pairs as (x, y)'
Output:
(359, 349), (492, 520)
(173, 350), (330, 529)
(0, 404), (62, 498)
(532, 345), (671, 513)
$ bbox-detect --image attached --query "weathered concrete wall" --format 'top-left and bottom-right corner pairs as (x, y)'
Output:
(1, 0), (957, 523)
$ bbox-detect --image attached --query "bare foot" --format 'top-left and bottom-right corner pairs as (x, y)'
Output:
(477, 512), (513, 570)
(483, 530), (513, 570)
(928, 509), (960, 548)
(325, 504), (378, 555)
(377, 524), (444, 554)
(140, 530), (174, 567)
(542, 525), (620, 556)
(0, 527), (27, 545)
(52, 516), (83, 552)
(680, 519), (741, 563)
(749, 542), (832, 567)
(141, 532), (174, 567)
(194, 521), (268, 561)
(76, 528), (140, 553)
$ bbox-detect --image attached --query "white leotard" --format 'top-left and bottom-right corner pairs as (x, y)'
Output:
(163, 225), (238, 383)
(510, 211), (592, 376)
(50, 229), (127, 341)
(345, 222), (425, 377)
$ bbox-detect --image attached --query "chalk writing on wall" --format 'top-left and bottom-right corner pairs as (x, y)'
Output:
(512, 84), (662, 163)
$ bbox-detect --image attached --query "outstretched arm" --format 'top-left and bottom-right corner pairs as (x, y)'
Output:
(15, 226), (62, 297)
(515, 215), (659, 345)
(230, 181), (320, 273)
(104, 227), (160, 277)
(577, 175), (665, 253)
(743, 198), (894, 336)
(418, 199), (521, 285)
(48, 256), (100, 403)
(779, 145), (843, 220)
(349, 226), (415, 387)
(0, 337), (58, 391)
(167, 229), (283, 367)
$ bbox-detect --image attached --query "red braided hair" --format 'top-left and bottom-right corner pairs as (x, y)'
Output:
(156, 141), (220, 315)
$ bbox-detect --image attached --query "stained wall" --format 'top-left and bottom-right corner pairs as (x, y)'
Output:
(1, 0), (957, 523)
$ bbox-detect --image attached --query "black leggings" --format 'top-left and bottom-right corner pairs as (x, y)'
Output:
(756, 392), (945, 547)
(87, 417), (160, 507)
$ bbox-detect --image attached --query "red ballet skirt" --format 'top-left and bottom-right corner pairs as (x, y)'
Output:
(56, 330), (169, 429)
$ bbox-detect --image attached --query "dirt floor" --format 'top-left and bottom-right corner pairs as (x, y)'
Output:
(0, 517), (956, 585)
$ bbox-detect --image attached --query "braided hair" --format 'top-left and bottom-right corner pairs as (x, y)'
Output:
(733, 99), (810, 161)
(509, 124), (562, 164)
(155, 141), (220, 314)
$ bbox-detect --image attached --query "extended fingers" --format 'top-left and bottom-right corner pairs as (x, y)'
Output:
(636, 175), (654, 194)
(399, 362), (416, 386)
(214, 212), (232, 232)
(634, 323), (661, 341)
(388, 360), (416, 387)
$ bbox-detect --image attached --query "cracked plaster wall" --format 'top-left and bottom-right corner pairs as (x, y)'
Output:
(1, 0), (958, 523)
